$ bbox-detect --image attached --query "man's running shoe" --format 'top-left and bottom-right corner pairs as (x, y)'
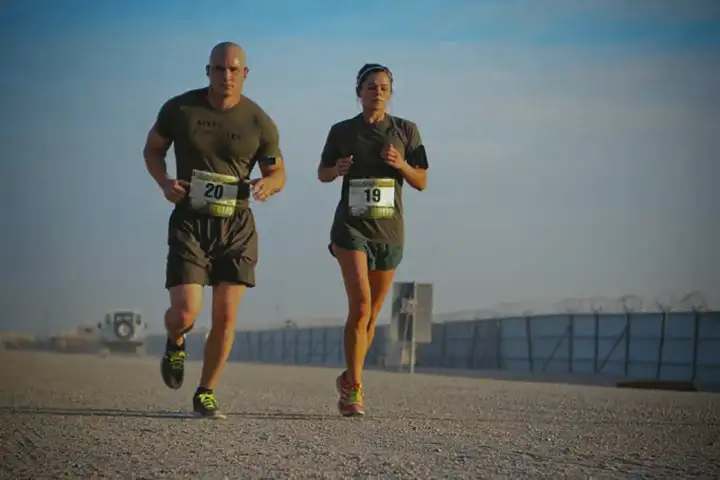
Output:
(193, 389), (226, 419)
(160, 336), (187, 389)
(336, 371), (365, 417)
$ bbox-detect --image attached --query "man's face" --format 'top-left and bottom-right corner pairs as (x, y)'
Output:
(208, 50), (247, 97)
(358, 71), (392, 110)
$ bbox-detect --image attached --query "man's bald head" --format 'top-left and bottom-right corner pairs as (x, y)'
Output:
(209, 42), (246, 66)
(206, 42), (248, 100)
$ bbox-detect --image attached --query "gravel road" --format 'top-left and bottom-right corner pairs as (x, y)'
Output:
(1, 350), (719, 479)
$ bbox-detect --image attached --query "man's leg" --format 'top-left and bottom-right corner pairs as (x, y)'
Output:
(165, 285), (204, 345)
(191, 209), (257, 418)
(160, 284), (204, 390)
(192, 283), (246, 418)
(199, 283), (246, 391)
(161, 209), (207, 390)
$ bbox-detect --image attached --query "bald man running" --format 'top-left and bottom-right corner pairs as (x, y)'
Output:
(143, 42), (286, 418)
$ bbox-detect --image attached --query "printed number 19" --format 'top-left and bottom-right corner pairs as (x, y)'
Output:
(364, 188), (381, 203)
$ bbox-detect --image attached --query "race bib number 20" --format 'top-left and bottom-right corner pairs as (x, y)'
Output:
(189, 169), (240, 217)
(348, 178), (395, 219)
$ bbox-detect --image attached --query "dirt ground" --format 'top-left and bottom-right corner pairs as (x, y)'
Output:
(1, 350), (718, 479)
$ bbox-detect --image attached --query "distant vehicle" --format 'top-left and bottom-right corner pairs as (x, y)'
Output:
(97, 310), (147, 354)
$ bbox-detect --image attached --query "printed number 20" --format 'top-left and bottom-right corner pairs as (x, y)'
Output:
(363, 188), (381, 203)
(204, 182), (224, 200)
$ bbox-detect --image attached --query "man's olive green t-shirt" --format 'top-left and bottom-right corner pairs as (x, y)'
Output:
(320, 114), (429, 245)
(154, 87), (282, 209)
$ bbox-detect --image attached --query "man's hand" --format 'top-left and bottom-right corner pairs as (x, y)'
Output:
(161, 178), (190, 204)
(336, 155), (353, 176)
(247, 177), (276, 202)
(381, 145), (406, 170)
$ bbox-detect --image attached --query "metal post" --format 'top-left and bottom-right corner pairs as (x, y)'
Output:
(624, 313), (631, 377)
(678, 292), (707, 382)
(294, 329), (299, 365)
(401, 304), (411, 373)
(691, 310), (700, 382)
(495, 319), (503, 370)
(409, 331), (416, 374)
(258, 331), (263, 362)
(308, 328), (314, 364)
(618, 295), (643, 379)
(656, 311), (667, 380)
(322, 327), (328, 365)
(525, 316), (534, 372)
(542, 323), (571, 373)
(281, 328), (286, 363)
(440, 323), (447, 368)
(598, 329), (626, 373)
(469, 320), (479, 369)
(246, 332), (252, 361)
(593, 313), (600, 373)
(410, 282), (417, 374)
(409, 281), (417, 375)
(568, 315), (574, 373)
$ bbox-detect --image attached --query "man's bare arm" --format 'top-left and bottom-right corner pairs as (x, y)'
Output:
(318, 125), (341, 183)
(143, 125), (173, 188)
(259, 156), (286, 195)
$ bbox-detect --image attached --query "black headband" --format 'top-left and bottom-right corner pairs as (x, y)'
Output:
(356, 64), (394, 90)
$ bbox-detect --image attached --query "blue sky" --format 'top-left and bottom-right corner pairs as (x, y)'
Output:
(1, 0), (719, 335)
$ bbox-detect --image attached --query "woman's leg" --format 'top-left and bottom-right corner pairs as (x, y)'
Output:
(331, 242), (372, 416)
(332, 243), (371, 386)
(366, 269), (396, 354)
(365, 242), (403, 356)
(331, 241), (402, 416)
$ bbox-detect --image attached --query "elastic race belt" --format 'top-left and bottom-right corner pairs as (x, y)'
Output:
(188, 169), (242, 218)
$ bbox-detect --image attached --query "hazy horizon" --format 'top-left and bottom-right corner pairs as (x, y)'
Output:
(1, 0), (719, 335)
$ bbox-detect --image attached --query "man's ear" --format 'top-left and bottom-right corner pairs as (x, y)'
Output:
(243, 66), (249, 79)
(205, 65), (210, 77)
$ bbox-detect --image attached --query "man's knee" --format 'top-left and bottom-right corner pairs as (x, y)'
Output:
(169, 307), (198, 327)
(168, 285), (203, 327)
(210, 307), (236, 331)
(210, 283), (246, 329)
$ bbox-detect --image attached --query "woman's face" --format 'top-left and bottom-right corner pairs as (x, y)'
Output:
(358, 71), (392, 111)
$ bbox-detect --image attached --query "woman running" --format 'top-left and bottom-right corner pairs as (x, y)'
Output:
(317, 63), (430, 416)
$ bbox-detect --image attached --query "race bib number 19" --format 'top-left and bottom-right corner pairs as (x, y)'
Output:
(189, 169), (240, 217)
(348, 178), (395, 219)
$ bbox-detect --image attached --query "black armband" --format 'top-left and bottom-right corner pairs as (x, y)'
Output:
(258, 156), (277, 166)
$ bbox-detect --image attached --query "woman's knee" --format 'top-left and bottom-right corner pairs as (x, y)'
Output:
(333, 243), (373, 328)
(347, 296), (372, 329)
(366, 309), (381, 331)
